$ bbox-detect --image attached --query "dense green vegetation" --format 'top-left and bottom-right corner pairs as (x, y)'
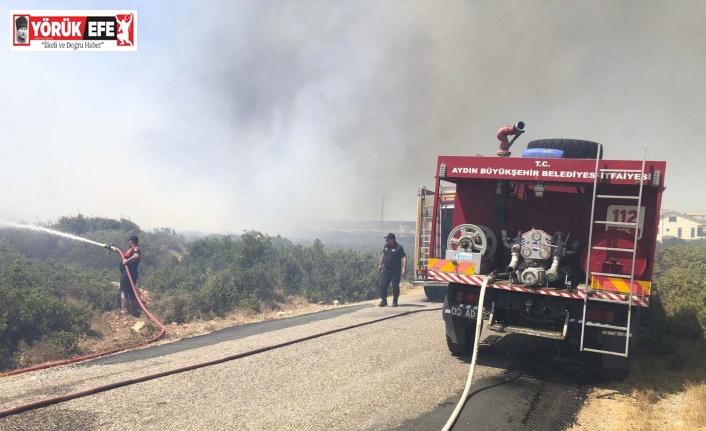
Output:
(0, 215), (379, 371)
(641, 246), (706, 355)
(147, 234), (379, 323)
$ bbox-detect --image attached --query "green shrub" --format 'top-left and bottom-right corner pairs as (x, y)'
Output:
(154, 291), (200, 324)
(644, 245), (706, 351)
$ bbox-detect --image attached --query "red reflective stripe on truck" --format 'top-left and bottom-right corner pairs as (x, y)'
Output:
(427, 270), (650, 307)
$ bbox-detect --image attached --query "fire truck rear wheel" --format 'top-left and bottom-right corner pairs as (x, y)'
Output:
(526, 139), (603, 159)
(424, 286), (445, 301)
(446, 324), (477, 356)
(600, 356), (630, 381)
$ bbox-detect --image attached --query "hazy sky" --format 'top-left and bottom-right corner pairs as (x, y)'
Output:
(1, 1), (704, 236)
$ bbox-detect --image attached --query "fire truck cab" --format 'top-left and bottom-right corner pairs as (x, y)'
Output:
(424, 140), (666, 378)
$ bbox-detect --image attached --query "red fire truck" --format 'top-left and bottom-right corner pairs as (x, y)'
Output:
(420, 136), (666, 378)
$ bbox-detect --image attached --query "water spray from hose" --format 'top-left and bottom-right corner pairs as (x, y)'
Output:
(0, 220), (108, 248)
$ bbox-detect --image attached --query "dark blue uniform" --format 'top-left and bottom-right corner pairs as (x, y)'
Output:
(120, 245), (140, 299)
(378, 241), (406, 305)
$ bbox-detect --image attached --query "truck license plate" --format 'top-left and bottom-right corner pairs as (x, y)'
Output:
(448, 305), (488, 320)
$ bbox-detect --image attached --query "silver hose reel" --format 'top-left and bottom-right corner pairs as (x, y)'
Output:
(446, 224), (497, 262)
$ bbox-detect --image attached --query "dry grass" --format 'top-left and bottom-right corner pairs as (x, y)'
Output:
(12, 338), (72, 369)
(683, 383), (706, 430)
(570, 339), (706, 431)
(619, 340), (706, 430)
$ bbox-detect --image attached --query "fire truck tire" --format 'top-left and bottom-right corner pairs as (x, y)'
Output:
(601, 356), (630, 381)
(526, 139), (603, 159)
(446, 325), (476, 356)
(424, 286), (446, 301)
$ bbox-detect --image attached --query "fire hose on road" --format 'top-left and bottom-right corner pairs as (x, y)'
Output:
(442, 275), (491, 431)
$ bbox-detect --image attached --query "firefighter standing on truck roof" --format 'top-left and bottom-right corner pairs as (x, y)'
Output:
(377, 233), (407, 307)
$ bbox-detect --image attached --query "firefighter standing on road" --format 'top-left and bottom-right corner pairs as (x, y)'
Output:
(377, 233), (407, 307)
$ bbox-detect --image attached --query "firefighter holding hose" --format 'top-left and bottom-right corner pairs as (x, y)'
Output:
(110, 236), (141, 315)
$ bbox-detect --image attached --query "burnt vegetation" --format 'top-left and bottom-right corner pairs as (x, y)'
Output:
(0, 215), (379, 371)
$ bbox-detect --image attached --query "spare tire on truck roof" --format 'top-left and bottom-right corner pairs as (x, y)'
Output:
(527, 139), (603, 159)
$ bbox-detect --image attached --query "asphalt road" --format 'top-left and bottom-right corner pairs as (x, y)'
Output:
(0, 294), (599, 430)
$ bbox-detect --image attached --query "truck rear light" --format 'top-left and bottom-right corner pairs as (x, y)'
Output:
(651, 170), (661, 187)
(534, 182), (545, 198)
(454, 291), (479, 304)
(585, 309), (615, 324)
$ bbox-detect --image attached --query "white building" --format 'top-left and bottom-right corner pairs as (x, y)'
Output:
(658, 211), (706, 242)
